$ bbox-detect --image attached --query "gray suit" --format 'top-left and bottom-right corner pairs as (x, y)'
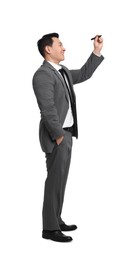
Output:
(33, 52), (104, 231)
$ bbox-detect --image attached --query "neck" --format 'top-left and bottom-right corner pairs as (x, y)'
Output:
(45, 57), (59, 65)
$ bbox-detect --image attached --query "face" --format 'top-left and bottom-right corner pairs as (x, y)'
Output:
(45, 37), (66, 64)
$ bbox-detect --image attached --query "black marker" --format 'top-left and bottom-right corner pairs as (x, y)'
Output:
(91, 35), (102, 40)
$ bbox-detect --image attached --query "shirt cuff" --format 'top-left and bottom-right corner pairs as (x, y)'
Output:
(93, 51), (101, 57)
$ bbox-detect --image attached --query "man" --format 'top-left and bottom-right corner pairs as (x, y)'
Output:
(32, 33), (104, 242)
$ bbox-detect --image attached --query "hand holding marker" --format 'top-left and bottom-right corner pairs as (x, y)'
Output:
(91, 35), (102, 40)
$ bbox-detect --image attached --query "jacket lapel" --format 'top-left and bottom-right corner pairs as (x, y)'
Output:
(43, 61), (69, 103)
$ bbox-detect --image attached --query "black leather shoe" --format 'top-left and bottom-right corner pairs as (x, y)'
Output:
(60, 224), (77, 231)
(42, 230), (72, 242)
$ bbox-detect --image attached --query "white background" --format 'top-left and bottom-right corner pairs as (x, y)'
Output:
(0, 0), (137, 259)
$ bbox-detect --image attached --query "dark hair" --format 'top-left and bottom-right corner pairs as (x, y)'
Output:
(37, 33), (59, 58)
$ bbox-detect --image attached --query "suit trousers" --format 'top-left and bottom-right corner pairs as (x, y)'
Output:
(42, 130), (73, 231)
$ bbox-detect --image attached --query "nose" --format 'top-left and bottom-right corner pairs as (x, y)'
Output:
(62, 45), (66, 51)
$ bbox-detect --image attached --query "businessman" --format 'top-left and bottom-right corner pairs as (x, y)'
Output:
(32, 33), (104, 242)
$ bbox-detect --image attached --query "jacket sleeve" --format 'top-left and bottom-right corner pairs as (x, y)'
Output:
(70, 52), (104, 84)
(33, 70), (64, 140)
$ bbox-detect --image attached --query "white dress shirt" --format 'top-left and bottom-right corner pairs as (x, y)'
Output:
(47, 61), (74, 128)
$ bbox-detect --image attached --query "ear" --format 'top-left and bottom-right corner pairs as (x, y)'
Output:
(45, 45), (51, 54)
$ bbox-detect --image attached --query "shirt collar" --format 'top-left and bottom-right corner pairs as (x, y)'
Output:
(47, 61), (61, 71)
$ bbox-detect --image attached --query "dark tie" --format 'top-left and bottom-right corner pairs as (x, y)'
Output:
(59, 68), (72, 102)
(59, 68), (78, 138)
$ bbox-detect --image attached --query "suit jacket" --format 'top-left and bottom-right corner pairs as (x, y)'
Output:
(32, 52), (104, 153)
